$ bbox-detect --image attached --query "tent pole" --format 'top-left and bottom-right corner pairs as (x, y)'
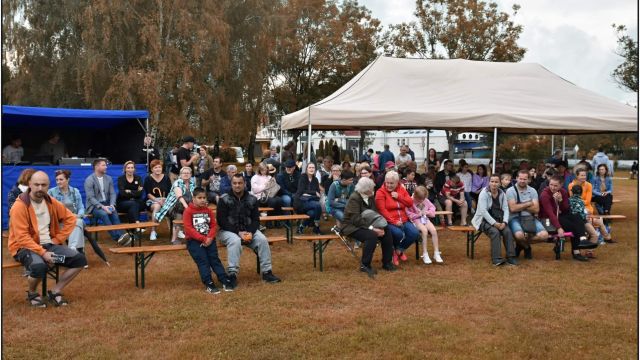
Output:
(307, 107), (312, 163)
(551, 135), (555, 155)
(562, 136), (566, 160)
(492, 128), (498, 174)
(426, 129), (430, 162)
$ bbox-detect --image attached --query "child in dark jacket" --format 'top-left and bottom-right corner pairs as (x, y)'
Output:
(183, 187), (233, 294)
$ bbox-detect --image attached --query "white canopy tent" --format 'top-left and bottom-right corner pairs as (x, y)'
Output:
(281, 57), (637, 167)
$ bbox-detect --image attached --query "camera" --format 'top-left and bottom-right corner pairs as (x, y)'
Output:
(50, 254), (66, 264)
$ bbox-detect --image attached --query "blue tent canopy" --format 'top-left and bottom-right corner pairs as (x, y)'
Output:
(2, 105), (149, 129)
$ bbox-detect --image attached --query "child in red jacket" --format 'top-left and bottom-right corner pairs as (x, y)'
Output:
(183, 187), (233, 294)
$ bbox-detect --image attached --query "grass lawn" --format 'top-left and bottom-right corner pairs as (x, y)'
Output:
(2, 179), (637, 359)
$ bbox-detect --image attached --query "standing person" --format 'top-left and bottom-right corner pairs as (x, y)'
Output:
(425, 148), (440, 170)
(48, 170), (86, 255)
(471, 164), (489, 203)
(176, 136), (199, 177)
(375, 171), (419, 266)
(8, 168), (36, 215)
(269, 146), (281, 163)
(2, 136), (24, 164)
(378, 145), (395, 168)
(471, 174), (518, 266)
(590, 164), (614, 215)
(406, 186), (442, 264)
(438, 174), (468, 226)
(407, 145), (415, 161)
(116, 161), (145, 224)
(456, 159), (473, 212)
(294, 163), (323, 234)
(216, 174), (282, 286)
(342, 177), (396, 276)
(630, 161), (638, 179)
(183, 187), (233, 294)
(361, 148), (374, 163)
(201, 157), (226, 204)
(156, 166), (196, 245)
(277, 159), (300, 210)
(9, 171), (87, 307)
(506, 170), (548, 259)
(592, 147), (613, 176)
(331, 144), (340, 163)
(281, 141), (296, 162)
(396, 145), (412, 167)
(538, 176), (590, 261)
(38, 131), (67, 165)
(194, 146), (214, 186)
(84, 159), (130, 246)
(167, 142), (180, 182)
(326, 170), (355, 225)
(140, 134), (160, 170)
(144, 159), (172, 241)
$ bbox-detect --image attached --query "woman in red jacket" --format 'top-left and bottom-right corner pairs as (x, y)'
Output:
(375, 171), (419, 266)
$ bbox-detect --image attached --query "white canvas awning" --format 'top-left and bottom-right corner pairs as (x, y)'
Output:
(281, 57), (637, 134)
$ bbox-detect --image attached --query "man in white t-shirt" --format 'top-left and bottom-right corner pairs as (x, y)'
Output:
(396, 145), (412, 166)
(2, 136), (24, 164)
(8, 171), (87, 307)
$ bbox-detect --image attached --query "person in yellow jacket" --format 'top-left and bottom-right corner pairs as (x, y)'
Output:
(9, 171), (86, 308)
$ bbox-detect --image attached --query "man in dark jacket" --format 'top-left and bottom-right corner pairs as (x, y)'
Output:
(216, 174), (281, 286)
(276, 160), (299, 212)
(377, 145), (395, 168)
(434, 160), (454, 194)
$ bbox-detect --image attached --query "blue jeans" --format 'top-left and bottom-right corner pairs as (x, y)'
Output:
(330, 208), (345, 222)
(92, 202), (123, 240)
(301, 200), (322, 226)
(186, 240), (228, 286)
(464, 192), (473, 211)
(387, 222), (419, 252)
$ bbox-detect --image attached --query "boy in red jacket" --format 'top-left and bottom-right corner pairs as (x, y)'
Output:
(183, 187), (233, 294)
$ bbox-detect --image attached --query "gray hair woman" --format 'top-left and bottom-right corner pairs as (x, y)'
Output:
(342, 177), (395, 277)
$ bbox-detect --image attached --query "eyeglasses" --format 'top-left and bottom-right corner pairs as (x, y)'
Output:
(180, 171), (191, 175)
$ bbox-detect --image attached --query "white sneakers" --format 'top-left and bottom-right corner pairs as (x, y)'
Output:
(177, 230), (186, 239)
(150, 231), (158, 241)
(433, 251), (444, 264)
(422, 252), (432, 264)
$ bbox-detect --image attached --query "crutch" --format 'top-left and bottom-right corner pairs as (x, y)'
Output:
(330, 225), (358, 259)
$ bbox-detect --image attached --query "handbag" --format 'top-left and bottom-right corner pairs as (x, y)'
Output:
(515, 189), (537, 234)
(263, 177), (281, 200)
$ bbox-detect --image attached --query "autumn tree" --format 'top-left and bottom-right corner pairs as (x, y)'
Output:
(270, 0), (381, 142)
(611, 24), (638, 93)
(381, 0), (526, 155)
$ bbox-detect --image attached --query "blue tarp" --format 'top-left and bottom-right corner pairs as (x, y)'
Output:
(2, 164), (148, 230)
(2, 105), (149, 129)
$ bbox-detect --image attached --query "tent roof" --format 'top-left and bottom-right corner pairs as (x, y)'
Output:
(2, 105), (149, 129)
(281, 57), (637, 134)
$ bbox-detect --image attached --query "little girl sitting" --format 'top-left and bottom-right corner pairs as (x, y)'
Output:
(406, 186), (443, 264)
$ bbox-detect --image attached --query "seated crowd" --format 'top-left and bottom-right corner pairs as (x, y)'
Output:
(6, 138), (620, 306)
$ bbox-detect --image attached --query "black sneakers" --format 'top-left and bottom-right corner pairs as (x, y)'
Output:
(262, 270), (282, 283)
(572, 253), (589, 262)
(381, 263), (397, 272)
(205, 283), (221, 294)
(223, 278), (236, 292)
(360, 264), (377, 278)
(523, 246), (533, 259)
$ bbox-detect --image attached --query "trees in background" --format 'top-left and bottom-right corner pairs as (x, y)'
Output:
(611, 24), (638, 93)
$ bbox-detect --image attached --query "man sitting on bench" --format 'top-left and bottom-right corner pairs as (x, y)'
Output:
(506, 170), (548, 259)
(8, 171), (87, 307)
(216, 174), (282, 287)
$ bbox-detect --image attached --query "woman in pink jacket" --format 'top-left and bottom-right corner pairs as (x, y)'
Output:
(406, 186), (443, 264)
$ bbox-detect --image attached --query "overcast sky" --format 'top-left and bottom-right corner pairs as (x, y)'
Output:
(361, 0), (638, 105)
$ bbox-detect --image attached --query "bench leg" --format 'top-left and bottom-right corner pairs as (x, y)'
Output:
(319, 240), (331, 272)
(415, 238), (420, 260)
(285, 221), (292, 244)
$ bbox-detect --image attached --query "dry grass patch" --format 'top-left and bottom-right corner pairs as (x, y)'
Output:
(2, 179), (637, 359)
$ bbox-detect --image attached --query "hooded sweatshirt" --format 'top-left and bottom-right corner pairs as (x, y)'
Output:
(182, 202), (217, 243)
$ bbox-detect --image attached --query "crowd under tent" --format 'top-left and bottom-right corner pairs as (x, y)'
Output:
(281, 56), (637, 162)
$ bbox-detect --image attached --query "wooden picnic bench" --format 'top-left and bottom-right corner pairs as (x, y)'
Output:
(3, 262), (60, 294)
(86, 221), (158, 246)
(446, 225), (483, 259)
(108, 236), (287, 288)
(293, 234), (341, 271)
(260, 214), (310, 243)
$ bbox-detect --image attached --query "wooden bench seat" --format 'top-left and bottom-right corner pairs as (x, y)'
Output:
(447, 225), (482, 259)
(293, 234), (341, 271)
(108, 236), (286, 289)
(3, 262), (60, 293)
